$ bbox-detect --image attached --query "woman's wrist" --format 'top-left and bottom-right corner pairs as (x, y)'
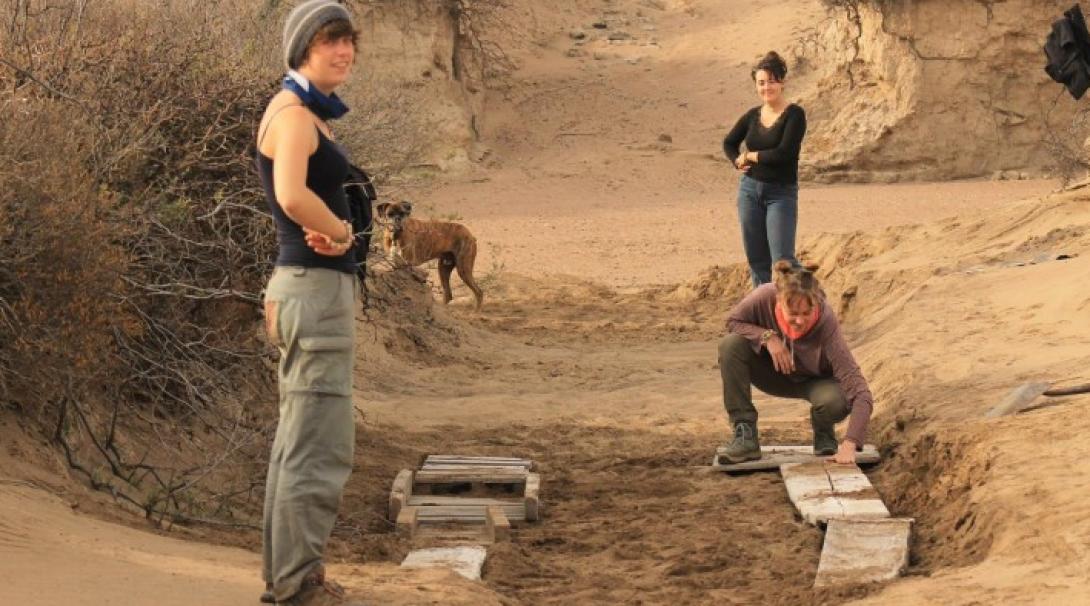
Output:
(331, 220), (352, 246)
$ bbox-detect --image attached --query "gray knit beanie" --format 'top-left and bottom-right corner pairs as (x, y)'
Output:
(283, 0), (353, 70)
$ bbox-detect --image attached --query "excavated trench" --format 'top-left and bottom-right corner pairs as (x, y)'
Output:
(326, 266), (1002, 604)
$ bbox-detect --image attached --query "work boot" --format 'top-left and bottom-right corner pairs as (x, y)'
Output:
(721, 422), (761, 463)
(277, 569), (366, 606)
(811, 410), (838, 456)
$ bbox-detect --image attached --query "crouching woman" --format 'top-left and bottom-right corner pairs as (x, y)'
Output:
(717, 260), (873, 464)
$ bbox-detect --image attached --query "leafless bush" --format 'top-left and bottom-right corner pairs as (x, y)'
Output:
(444, 0), (518, 82)
(1041, 91), (1090, 186)
(336, 83), (441, 181)
(0, 0), (281, 525)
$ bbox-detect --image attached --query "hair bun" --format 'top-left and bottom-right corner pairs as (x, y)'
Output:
(752, 51), (788, 81)
(773, 259), (794, 274)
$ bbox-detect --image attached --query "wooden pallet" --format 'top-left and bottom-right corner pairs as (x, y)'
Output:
(396, 504), (514, 543)
(389, 456), (540, 544)
(711, 444), (881, 472)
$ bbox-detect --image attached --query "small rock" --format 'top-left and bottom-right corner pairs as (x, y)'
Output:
(593, 51), (610, 60)
(609, 31), (633, 40)
(626, 57), (642, 65)
(658, 133), (672, 143)
(566, 48), (585, 58)
(592, 21), (608, 29)
(569, 29), (586, 40)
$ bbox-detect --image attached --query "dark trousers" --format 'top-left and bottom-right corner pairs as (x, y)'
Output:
(718, 333), (848, 431)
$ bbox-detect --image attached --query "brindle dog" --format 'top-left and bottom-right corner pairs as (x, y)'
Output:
(376, 201), (484, 309)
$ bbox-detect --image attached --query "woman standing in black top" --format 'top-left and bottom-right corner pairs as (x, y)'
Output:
(723, 51), (807, 287)
(254, 1), (366, 604)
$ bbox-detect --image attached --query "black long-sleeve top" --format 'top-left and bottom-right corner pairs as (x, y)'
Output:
(722, 104), (807, 185)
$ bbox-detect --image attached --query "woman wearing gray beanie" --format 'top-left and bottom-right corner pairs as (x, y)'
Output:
(255, 1), (366, 604)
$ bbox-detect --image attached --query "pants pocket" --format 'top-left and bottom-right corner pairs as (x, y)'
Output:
(285, 336), (354, 396)
(264, 300), (282, 348)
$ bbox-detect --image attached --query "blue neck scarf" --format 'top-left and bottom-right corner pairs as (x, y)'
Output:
(283, 70), (349, 121)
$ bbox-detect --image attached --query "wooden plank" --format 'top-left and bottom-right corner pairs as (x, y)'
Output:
(417, 464), (531, 473)
(419, 465), (531, 473)
(423, 456), (532, 470)
(524, 473), (541, 522)
(388, 469), (414, 522)
(414, 505), (526, 522)
(426, 455), (529, 461)
(486, 506), (511, 543)
(411, 525), (493, 544)
(420, 466), (527, 470)
(414, 469), (529, 484)
(712, 444), (880, 473)
(815, 518), (913, 587)
(780, 461), (890, 526)
(425, 459), (528, 464)
(408, 496), (522, 507)
(401, 546), (488, 581)
(396, 506), (419, 538)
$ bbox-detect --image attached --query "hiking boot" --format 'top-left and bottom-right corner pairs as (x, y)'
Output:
(277, 569), (366, 606)
(811, 411), (838, 456)
(260, 583), (275, 603)
(721, 422), (761, 463)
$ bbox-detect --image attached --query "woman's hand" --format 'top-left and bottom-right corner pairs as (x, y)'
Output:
(829, 439), (858, 465)
(303, 226), (352, 256)
(766, 335), (795, 374)
(734, 153), (751, 171)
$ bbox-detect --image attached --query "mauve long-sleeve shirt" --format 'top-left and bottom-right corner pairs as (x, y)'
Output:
(726, 284), (874, 445)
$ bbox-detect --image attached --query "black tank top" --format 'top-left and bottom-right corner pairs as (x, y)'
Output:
(256, 128), (357, 274)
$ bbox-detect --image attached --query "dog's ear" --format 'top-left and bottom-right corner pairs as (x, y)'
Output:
(401, 201), (413, 216)
(376, 202), (391, 218)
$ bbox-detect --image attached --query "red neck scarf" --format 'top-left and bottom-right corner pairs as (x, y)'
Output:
(774, 301), (821, 340)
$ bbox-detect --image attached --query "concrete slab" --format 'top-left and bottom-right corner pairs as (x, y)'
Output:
(401, 546), (489, 581)
(780, 461), (890, 526)
(815, 518), (913, 587)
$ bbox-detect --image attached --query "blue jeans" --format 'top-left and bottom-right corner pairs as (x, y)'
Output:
(736, 174), (799, 286)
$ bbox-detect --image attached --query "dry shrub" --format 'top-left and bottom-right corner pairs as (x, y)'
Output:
(1, 0), (290, 525)
(1041, 91), (1090, 186)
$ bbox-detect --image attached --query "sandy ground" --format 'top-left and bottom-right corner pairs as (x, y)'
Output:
(3, 0), (1090, 605)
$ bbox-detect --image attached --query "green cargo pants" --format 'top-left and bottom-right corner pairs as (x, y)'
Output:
(717, 333), (849, 431)
(261, 266), (357, 602)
